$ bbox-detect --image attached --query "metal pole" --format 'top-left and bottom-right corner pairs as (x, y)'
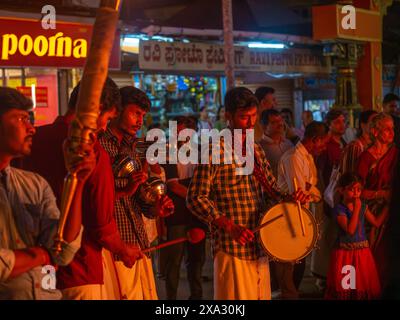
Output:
(222, 0), (235, 90)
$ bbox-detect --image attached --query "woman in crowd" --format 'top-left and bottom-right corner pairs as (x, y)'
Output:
(340, 110), (377, 174)
(357, 112), (399, 288)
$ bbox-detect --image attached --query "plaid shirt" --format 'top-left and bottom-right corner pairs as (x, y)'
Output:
(99, 128), (154, 257)
(187, 139), (279, 260)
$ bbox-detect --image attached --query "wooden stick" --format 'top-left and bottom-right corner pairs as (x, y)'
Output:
(142, 237), (187, 254)
(293, 177), (306, 236)
(54, 1), (120, 256)
(253, 214), (284, 233)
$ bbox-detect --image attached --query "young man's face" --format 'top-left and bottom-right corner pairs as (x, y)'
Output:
(383, 100), (398, 115)
(260, 93), (277, 111)
(329, 115), (346, 136)
(97, 106), (118, 132)
(311, 134), (329, 156)
(0, 109), (36, 157)
(118, 104), (147, 137)
(226, 106), (258, 131)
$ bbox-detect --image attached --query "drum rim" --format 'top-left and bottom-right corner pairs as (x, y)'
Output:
(257, 202), (319, 263)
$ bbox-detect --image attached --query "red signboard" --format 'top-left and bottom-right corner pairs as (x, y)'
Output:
(17, 86), (49, 108)
(0, 17), (120, 69)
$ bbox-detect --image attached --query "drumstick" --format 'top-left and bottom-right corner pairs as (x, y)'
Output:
(253, 214), (284, 233)
(141, 228), (205, 253)
(293, 177), (306, 236)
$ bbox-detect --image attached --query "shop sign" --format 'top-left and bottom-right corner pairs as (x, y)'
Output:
(0, 17), (120, 69)
(303, 75), (336, 90)
(139, 40), (330, 74)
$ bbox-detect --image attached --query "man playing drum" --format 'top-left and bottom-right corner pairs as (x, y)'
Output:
(187, 87), (307, 300)
(276, 121), (329, 298)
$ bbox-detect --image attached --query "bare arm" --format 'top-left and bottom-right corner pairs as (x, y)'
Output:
(9, 247), (50, 279)
(336, 202), (361, 236)
(365, 206), (389, 228)
(167, 179), (187, 199)
(361, 189), (391, 202)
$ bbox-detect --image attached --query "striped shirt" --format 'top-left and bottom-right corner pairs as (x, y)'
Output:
(186, 139), (279, 260)
(98, 128), (154, 257)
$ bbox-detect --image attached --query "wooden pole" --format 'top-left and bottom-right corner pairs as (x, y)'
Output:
(222, 0), (235, 90)
(53, 0), (121, 255)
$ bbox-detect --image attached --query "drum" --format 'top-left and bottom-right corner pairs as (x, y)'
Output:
(258, 202), (318, 263)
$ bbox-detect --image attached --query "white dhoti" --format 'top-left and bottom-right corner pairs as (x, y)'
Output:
(214, 251), (271, 300)
(113, 255), (158, 300)
(62, 249), (119, 300)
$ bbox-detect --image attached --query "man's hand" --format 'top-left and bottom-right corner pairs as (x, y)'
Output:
(119, 244), (143, 268)
(291, 188), (310, 205)
(125, 171), (148, 196)
(153, 195), (174, 217)
(214, 216), (254, 246)
(63, 139), (96, 183)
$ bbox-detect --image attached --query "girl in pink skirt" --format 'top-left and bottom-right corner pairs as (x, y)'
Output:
(325, 173), (388, 299)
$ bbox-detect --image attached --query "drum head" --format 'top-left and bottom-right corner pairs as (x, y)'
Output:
(258, 202), (317, 263)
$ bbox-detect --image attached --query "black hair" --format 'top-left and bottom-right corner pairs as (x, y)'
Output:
(359, 110), (378, 125)
(357, 110), (378, 137)
(260, 109), (281, 126)
(303, 121), (328, 140)
(280, 108), (293, 116)
(337, 172), (363, 189)
(173, 115), (197, 130)
(68, 76), (121, 112)
(254, 86), (275, 103)
(0, 87), (33, 116)
(224, 87), (259, 114)
(325, 109), (345, 126)
(120, 86), (151, 112)
(383, 93), (399, 105)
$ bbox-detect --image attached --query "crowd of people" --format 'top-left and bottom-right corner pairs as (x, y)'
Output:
(0, 79), (399, 300)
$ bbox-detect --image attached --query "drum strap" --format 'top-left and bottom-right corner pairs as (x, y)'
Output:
(252, 152), (282, 202)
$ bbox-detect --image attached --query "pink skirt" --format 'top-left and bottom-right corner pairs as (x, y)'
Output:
(325, 247), (381, 300)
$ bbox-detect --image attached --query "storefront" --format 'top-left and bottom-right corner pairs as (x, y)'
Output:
(382, 64), (400, 97)
(136, 39), (331, 128)
(0, 16), (120, 126)
(298, 74), (336, 121)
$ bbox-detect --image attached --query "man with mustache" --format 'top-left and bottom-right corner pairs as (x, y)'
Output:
(187, 87), (307, 300)
(23, 78), (143, 299)
(99, 86), (174, 300)
(0, 87), (92, 300)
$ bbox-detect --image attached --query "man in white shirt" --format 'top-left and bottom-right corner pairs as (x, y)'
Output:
(0, 87), (94, 299)
(276, 121), (329, 299)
